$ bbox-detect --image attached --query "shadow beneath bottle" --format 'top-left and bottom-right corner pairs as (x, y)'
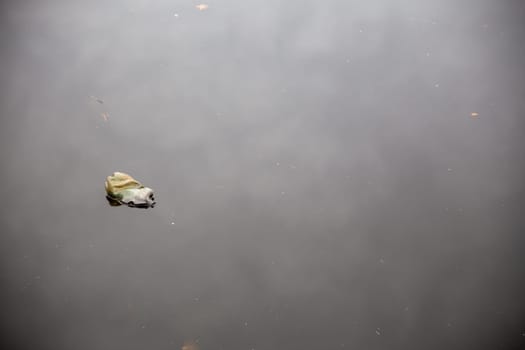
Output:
(105, 195), (155, 209)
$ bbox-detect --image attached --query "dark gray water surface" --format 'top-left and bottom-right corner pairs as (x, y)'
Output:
(1, 0), (524, 349)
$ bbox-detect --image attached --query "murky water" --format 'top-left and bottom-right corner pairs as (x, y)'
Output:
(1, 0), (524, 349)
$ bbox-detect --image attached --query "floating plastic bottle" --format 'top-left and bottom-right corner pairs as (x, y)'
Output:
(105, 172), (155, 208)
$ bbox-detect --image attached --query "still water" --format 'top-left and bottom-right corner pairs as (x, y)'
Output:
(1, 0), (524, 349)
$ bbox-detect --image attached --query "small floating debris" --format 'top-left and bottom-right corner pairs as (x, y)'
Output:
(181, 340), (199, 350)
(470, 112), (479, 118)
(105, 172), (155, 208)
(195, 4), (208, 11)
(90, 95), (104, 104)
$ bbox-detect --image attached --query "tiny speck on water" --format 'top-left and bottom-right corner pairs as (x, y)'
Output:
(195, 4), (209, 11)
(90, 95), (104, 104)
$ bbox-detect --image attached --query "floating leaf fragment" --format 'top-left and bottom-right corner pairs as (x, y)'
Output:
(195, 4), (208, 11)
